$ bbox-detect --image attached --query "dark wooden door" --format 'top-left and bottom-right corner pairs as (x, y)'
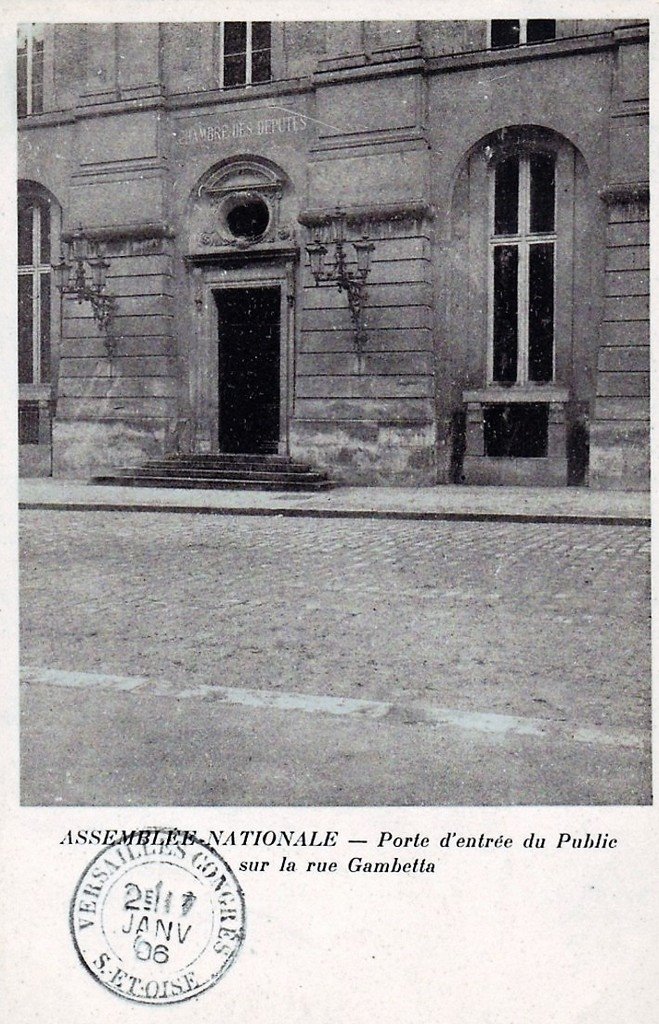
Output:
(216, 286), (281, 453)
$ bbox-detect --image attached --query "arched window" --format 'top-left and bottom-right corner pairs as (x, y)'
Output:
(447, 127), (592, 483)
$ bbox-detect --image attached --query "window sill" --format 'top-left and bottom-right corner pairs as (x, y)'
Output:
(490, 40), (555, 52)
(463, 385), (569, 404)
(19, 383), (52, 401)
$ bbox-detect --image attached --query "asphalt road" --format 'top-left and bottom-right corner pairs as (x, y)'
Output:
(20, 510), (651, 805)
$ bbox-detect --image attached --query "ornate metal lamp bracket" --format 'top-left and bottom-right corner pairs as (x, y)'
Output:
(54, 225), (117, 357)
(305, 210), (375, 364)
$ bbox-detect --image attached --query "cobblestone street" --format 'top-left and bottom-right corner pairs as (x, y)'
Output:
(20, 510), (651, 805)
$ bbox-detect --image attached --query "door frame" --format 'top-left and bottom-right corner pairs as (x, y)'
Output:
(190, 257), (295, 455)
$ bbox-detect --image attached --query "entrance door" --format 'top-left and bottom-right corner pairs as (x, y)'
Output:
(215, 286), (281, 453)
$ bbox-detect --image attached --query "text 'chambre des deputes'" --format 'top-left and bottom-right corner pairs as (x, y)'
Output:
(176, 113), (307, 145)
(61, 829), (619, 873)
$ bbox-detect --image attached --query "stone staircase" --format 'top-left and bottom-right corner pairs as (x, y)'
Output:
(90, 453), (333, 492)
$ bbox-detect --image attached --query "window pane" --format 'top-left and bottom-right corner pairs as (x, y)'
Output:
(494, 156), (519, 235)
(528, 243), (554, 382)
(18, 198), (33, 266)
(17, 49), (27, 117)
(529, 152), (555, 233)
(252, 22), (271, 50)
(490, 20), (520, 48)
(18, 275), (34, 383)
(252, 48), (271, 84)
(492, 245), (518, 383)
(39, 200), (50, 261)
(40, 272), (51, 382)
(224, 22), (247, 55)
(526, 20), (556, 44)
(224, 52), (247, 86)
(32, 39), (44, 113)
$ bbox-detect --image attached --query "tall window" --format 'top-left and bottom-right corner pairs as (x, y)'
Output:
(490, 151), (556, 384)
(220, 22), (271, 87)
(17, 24), (44, 117)
(18, 194), (52, 385)
(490, 20), (556, 49)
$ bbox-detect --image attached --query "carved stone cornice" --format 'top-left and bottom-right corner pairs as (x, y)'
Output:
(184, 246), (299, 267)
(62, 222), (176, 243)
(598, 182), (649, 206)
(299, 201), (434, 229)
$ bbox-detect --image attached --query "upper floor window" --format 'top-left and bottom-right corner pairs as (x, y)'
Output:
(17, 23), (44, 117)
(490, 151), (556, 384)
(490, 20), (556, 49)
(220, 22), (271, 88)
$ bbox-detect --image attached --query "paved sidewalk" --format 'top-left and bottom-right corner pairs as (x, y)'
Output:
(19, 477), (650, 524)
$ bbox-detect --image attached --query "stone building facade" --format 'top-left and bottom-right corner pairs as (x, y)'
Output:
(18, 19), (649, 488)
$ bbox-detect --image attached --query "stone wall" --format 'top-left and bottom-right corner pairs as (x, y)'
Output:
(53, 233), (178, 477)
(589, 189), (650, 489)
(292, 214), (435, 484)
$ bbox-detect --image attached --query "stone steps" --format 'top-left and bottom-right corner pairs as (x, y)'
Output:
(105, 467), (316, 481)
(148, 456), (315, 473)
(90, 453), (333, 492)
(91, 475), (332, 492)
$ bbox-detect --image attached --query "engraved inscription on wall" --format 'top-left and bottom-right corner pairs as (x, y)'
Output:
(175, 114), (307, 146)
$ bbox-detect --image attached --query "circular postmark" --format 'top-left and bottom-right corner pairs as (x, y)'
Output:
(70, 830), (245, 1005)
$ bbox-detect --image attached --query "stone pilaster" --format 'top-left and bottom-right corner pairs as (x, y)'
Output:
(589, 27), (649, 490)
(589, 184), (649, 489)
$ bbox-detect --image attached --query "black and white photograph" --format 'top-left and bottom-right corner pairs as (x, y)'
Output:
(17, 11), (650, 806)
(4, 3), (656, 1021)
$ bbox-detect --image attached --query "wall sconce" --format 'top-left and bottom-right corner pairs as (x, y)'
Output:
(306, 211), (375, 358)
(54, 225), (116, 344)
